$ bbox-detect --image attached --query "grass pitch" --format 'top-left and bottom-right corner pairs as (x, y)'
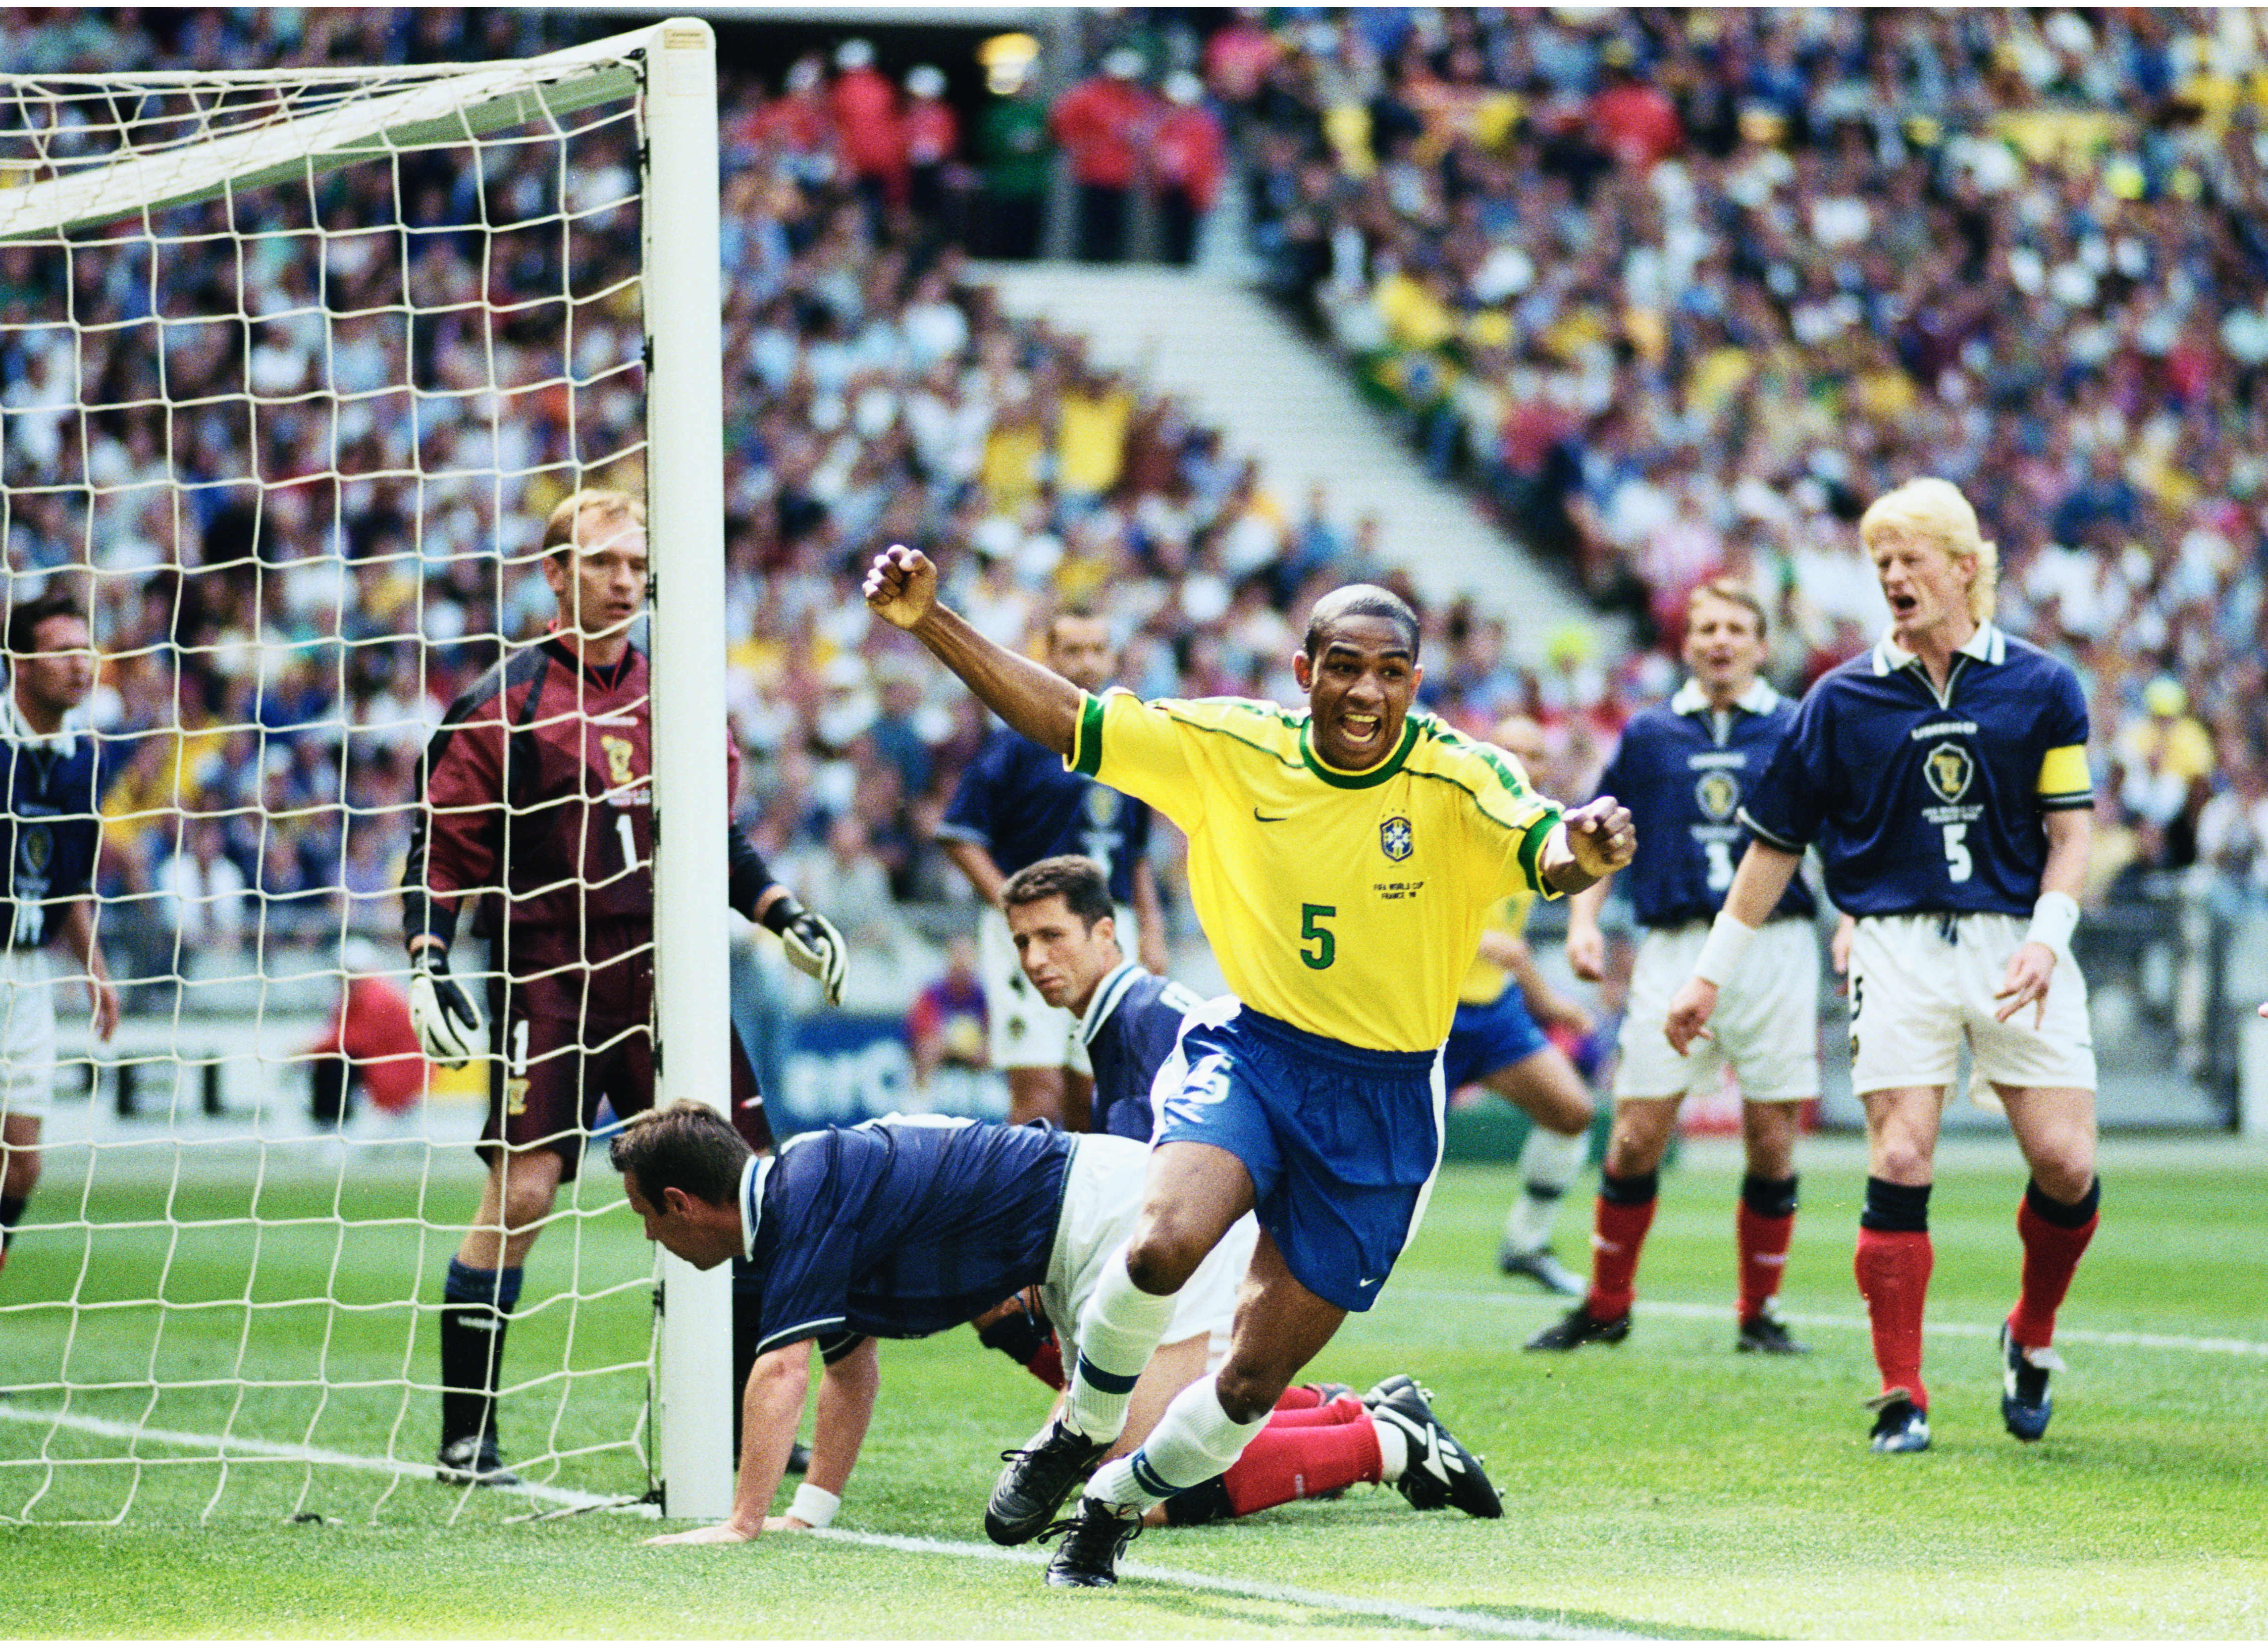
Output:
(4, 1133), (2266, 1638)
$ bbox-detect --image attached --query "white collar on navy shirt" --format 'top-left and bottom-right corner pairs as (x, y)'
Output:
(1, 687), (76, 759)
(1076, 958), (1146, 1050)
(738, 1152), (774, 1259)
(1870, 621), (2005, 676)
(1669, 676), (1779, 718)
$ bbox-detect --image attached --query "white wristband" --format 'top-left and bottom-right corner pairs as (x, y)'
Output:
(789, 1483), (840, 1530)
(1691, 911), (1759, 987)
(2025, 891), (2079, 961)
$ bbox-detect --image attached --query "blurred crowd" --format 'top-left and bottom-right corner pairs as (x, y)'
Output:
(5, 6), (2268, 1028)
(1212, 6), (2268, 899)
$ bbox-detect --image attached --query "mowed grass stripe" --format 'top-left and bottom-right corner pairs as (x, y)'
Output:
(1383, 1284), (2268, 1357)
(824, 1528), (1665, 1640)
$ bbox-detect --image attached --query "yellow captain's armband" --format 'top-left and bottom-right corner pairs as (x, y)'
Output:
(2036, 743), (2091, 804)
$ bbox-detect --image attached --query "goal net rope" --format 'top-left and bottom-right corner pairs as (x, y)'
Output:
(0, 20), (731, 1525)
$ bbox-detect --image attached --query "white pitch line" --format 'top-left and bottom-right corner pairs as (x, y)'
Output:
(0, 1404), (656, 1515)
(5, 1406), (1652, 1635)
(823, 1529), (1656, 1641)
(1390, 1285), (2268, 1357)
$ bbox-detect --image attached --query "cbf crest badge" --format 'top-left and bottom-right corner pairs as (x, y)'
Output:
(1924, 742), (1975, 804)
(1693, 770), (1740, 823)
(1379, 815), (1414, 861)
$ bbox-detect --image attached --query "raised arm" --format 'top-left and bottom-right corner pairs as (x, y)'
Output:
(863, 545), (1083, 756)
(1536, 796), (1636, 897)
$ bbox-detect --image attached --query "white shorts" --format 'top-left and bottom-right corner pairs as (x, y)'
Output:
(1847, 913), (2096, 1096)
(0, 945), (58, 1122)
(981, 903), (1136, 1075)
(1615, 918), (1820, 1104)
(1045, 1133), (1255, 1364)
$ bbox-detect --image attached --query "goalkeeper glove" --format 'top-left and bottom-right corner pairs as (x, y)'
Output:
(408, 945), (485, 1068)
(763, 895), (847, 1007)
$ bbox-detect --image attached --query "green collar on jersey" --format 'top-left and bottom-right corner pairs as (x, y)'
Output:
(1300, 712), (1419, 789)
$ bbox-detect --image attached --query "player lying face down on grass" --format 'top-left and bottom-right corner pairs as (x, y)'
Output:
(611, 1102), (1499, 1547)
(866, 544), (1631, 1586)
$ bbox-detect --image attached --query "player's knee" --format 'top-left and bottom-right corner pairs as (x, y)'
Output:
(1870, 1133), (1933, 1184)
(1122, 1228), (1201, 1296)
(1212, 1357), (1288, 1424)
(2029, 1149), (2095, 1205)
(2, 1148), (39, 1196)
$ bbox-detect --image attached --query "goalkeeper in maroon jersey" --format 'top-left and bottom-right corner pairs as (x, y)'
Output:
(403, 488), (846, 1487)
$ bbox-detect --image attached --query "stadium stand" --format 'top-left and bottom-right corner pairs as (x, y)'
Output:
(4, 6), (2263, 1122)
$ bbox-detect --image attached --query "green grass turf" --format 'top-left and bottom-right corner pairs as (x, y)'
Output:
(4, 1135), (2266, 1638)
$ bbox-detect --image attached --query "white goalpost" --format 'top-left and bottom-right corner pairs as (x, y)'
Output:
(0, 18), (733, 1522)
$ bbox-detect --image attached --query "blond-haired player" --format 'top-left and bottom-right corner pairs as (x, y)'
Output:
(1667, 479), (2098, 1454)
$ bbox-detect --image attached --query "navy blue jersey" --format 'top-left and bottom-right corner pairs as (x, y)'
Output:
(938, 724), (1153, 903)
(1078, 960), (1207, 1140)
(1593, 680), (1816, 928)
(0, 710), (103, 950)
(739, 1115), (1075, 1355)
(1740, 626), (2092, 919)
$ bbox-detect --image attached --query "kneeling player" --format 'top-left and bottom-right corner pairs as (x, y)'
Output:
(613, 1104), (1498, 1554)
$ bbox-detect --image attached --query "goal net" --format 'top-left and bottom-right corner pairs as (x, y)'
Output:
(0, 18), (736, 1524)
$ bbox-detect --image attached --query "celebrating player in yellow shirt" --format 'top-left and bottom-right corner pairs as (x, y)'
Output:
(864, 545), (1634, 1587)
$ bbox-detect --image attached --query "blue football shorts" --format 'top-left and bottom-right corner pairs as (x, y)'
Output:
(1440, 985), (1551, 1091)
(1150, 998), (1445, 1312)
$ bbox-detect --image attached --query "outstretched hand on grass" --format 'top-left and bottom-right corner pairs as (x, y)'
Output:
(643, 1519), (759, 1547)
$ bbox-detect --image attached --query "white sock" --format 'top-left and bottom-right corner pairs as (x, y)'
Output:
(1370, 1413), (1408, 1483)
(1084, 1373), (1265, 1510)
(1062, 1252), (1179, 1443)
(1505, 1126), (1585, 1253)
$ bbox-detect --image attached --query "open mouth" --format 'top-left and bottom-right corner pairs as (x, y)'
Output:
(1889, 593), (1919, 619)
(1338, 711), (1383, 751)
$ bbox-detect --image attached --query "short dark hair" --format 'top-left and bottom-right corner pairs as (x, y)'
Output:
(1302, 584), (1420, 663)
(1000, 854), (1114, 929)
(607, 1100), (749, 1206)
(6, 593), (87, 657)
(1044, 605), (1105, 646)
(1687, 577), (1769, 641)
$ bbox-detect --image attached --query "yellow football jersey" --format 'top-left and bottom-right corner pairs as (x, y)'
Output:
(1068, 690), (1562, 1053)
(1457, 891), (1536, 1009)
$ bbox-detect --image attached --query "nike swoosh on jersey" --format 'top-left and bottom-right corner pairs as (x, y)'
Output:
(1253, 808), (1288, 822)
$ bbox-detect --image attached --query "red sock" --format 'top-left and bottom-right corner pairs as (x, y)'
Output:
(1273, 1384), (1323, 1411)
(1025, 1333), (1065, 1392)
(1853, 1228), (1933, 1407)
(1737, 1203), (1795, 1324)
(1587, 1193), (1657, 1322)
(2007, 1191), (2098, 1351)
(1265, 1395), (1367, 1430)
(1218, 1419), (1381, 1518)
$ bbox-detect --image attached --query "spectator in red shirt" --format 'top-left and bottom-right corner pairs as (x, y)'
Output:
(1586, 44), (1683, 171)
(1051, 49), (1154, 263)
(306, 938), (428, 1126)
(906, 934), (988, 1091)
(1152, 73), (1225, 266)
(902, 64), (960, 226)
(1203, 8), (1278, 115)
(830, 38), (907, 216)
